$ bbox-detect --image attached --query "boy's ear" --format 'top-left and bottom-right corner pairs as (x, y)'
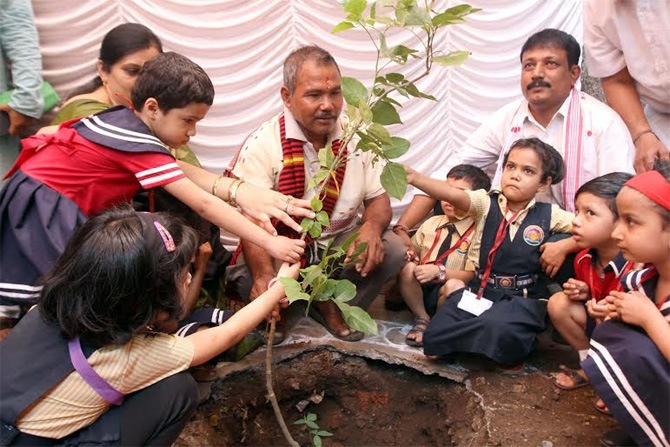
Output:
(143, 98), (160, 118)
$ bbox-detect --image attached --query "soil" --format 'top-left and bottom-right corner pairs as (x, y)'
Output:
(176, 346), (617, 447)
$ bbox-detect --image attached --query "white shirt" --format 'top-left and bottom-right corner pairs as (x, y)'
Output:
(584, 0), (670, 115)
(435, 92), (635, 208)
(232, 108), (385, 242)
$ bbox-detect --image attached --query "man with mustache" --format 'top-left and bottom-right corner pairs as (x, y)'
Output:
(227, 45), (405, 344)
(393, 29), (634, 250)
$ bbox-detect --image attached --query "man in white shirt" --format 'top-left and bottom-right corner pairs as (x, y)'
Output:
(584, 0), (670, 173)
(393, 29), (634, 246)
(227, 46), (405, 344)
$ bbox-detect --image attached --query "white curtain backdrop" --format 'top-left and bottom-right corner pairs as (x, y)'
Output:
(32, 0), (582, 221)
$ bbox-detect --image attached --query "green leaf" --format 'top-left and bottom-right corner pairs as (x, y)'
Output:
(306, 412), (318, 422)
(300, 218), (314, 233)
(342, 77), (368, 106)
(371, 101), (402, 125)
(280, 278), (310, 303)
(346, 241), (368, 265)
(309, 223), (323, 238)
(339, 231), (360, 252)
(381, 136), (410, 159)
(307, 169), (329, 190)
(302, 265), (325, 288)
(332, 21), (355, 34)
(404, 82), (436, 101)
(387, 44), (418, 64)
(318, 146), (334, 170)
(359, 101), (374, 124)
(315, 210), (330, 227)
(432, 50), (471, 66)
(306, 421), (319, 430)
(317, 430), (334, 437)
(385, 72), (404, 84)
(313, 435), (322, 447)
(367, 123), (392, 145)
(404, 5), (431, 26)
(335, 301), (379, 334)
(294, 419), (306, 425)
(344, 0), (366, 18)
(333, 280), (357, 303)
(310, 196), (323, 212)
(380, 162), (407, 200)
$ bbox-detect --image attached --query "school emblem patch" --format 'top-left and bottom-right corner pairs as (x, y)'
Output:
(523, 225), (544, 246)
(456, 239), (471, 255)
(498, 276), (513, 288)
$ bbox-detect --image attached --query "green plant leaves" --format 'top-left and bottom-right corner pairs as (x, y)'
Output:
(382, 136), (410, 159)
(334, 301), (378, 335)
(342, 77), (368, 107)
(371, 100), (402, 125)
(433, 50), (471, 66)
(380, 161), (407, 200)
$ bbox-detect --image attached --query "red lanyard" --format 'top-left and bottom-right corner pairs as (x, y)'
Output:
(477, 209), (521, 298)
(420, 224), (475, 265)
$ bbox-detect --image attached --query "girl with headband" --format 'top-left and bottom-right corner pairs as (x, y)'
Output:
(0, 205), (300, 446)
(582, 160), (670, 447)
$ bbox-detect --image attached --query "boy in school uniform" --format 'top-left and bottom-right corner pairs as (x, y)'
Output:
(398, 165), (491, 347)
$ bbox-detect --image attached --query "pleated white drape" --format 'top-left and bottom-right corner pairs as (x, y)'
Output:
(32, 0), (582, 219)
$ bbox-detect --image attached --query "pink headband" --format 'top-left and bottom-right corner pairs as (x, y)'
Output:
(624, 170), (670, 210)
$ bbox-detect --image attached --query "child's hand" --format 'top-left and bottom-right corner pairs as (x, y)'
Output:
(266, 236), (305, 263)
(539, 241), (567, 278)
(562, 278), (589, 301)
(276, 261), (301, 281)
(605, 290), (659, 328)
(404, 164), (418, 185)
(586, 298), (609, 320)
(414, 264), (440, 284)
(194, 242), (213, 271)
(398, 231), (414, 250)
(404, 249), (419, 263)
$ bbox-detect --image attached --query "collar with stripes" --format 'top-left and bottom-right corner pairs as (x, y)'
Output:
(73, 106), (171, 155)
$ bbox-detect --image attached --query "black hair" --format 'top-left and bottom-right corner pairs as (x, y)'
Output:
(651, 159), (670, 226)
(131, 52), (214, 112)
(66, 23), (163, 100)
(520, 28), (581, 67)
(283, 45), (341, 95)
(39, 204), (198, 345)
(447, 164), (492, 191)
(503, 137), (565, 184)
(575, 172), (633, 218)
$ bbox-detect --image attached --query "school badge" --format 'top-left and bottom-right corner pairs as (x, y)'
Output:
(456, 239), (471, 255)
(523, 225), (544, 246)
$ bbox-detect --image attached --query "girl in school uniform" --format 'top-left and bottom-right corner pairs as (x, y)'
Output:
(582, 160), (670, 447)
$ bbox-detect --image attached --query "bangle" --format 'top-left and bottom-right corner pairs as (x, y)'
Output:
(392, 223), (409, 234)
(633, 129), (657, 145)
(268, 277), (278, 288)
(211, 174), (225, 197)
(229, 179), (244, 208)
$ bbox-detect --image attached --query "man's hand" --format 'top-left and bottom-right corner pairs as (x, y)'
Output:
(0, 104), (34, 136)
(345, 222), (385, 277)
(634, 132), (669, 173)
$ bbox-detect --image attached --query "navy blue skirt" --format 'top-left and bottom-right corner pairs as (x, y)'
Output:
(0, 171), (86, 306)
(423, 287), (548, 365)
(582, 320), (669, 447)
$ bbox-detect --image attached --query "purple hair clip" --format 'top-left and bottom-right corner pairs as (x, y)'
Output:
(153, 221), (176, 252)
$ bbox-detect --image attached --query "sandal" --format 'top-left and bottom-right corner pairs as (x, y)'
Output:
(554, 367), (589, 390)
(595, 397), (612, 416)
(308, 303), (364, 342)
(405, 317), (430, 347)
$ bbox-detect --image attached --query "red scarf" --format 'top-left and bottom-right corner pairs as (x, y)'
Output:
(275, 114), (347, 240)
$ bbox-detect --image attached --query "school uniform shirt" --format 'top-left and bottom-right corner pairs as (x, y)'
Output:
(231, 107), (385, 243)
(411, 215), (475, 271)
(14, 333), (194, 439)
(461, 189), (574, 272)
(584, 0), (670, 146)
(573, 248), (631, 301)
(433, 94), (635, 208)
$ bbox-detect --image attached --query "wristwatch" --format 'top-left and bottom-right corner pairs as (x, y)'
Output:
(435, 264), (446, 282)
